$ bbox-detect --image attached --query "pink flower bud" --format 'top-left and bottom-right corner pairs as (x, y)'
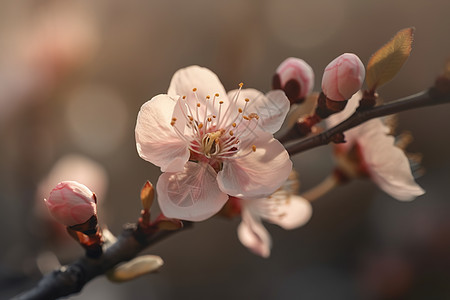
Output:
(273, 57), (314, 104)
(45, 181), (97, 226)
(321, 53), (365, 101)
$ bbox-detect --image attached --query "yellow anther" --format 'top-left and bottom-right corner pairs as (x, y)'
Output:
(182, 96), (186, 99)
(213, 115), (217, 118)
(219, 101), (224, 104)
(215, 93), (219, 97)
(238, 108), (243, 113)
(188, 116), (194, 121)
(193, 88), (197, 92)
(243, 115), (250, 120)
(252, 145), (256, 152)
(198, 123), (204, 129)
(239, 82), (244, 88)
(206, 95), (210, 99)
(232, 122), (236, 127)
(170, 121), (176, 126)
(207, 117), (212, 122)
(229, 130), (234, 136)
(172, 117), (177, 121)
(245, 98), (250, 102)
(248, 113), (259, 120)
(197, 103), (201, 107)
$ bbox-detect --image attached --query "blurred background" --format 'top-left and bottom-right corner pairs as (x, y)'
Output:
(1, 0), (450, 299)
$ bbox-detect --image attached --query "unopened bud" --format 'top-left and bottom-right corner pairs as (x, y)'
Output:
(45, 181), (97, 227)
(140, 181), (154, 211)
(321, 53), (365, 101)
(273, 57), (314, 104)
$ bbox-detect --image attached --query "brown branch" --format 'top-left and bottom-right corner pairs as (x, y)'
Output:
(14, 222), (193, 300)
(285, 85), (450, 155)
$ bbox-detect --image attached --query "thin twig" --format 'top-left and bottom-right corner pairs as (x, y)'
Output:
(286, 87), (450, 156)
(301, 174), (338, 202)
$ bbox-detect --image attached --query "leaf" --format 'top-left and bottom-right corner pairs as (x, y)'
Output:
(366, 27), (415, 91)
(107, 255), (164, 282)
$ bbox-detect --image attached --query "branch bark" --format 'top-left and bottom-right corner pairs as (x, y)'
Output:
(285, 86), (450, 155)
(14, 223), (192, 300)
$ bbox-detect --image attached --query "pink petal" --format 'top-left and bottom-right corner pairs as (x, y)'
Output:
(237, 208), (271, 258)
(168, 66), (228, 120)
(358, 120), (424, 201)
(265, 195), (313, 230)
(217, 132), (292, 198)
(156, 161), (229, 221)
(227, 89), (290, 134)
(135, 94), (190, 173)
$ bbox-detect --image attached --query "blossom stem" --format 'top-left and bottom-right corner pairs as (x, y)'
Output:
(285, 84), (450, 156)
(301, 174), (339, 202)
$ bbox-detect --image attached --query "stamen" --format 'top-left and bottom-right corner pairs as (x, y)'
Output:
(232, 123), (236, 127)
(229, 130), (234, 136)
(197, 103), (201, 107)
(215, 93), (219, 97)
(193, 88), (197, 92)
(217, 82), (244, 128)
(217, 101), (223, 126)
(248, 113), (259, 120)
(182, 96), (186, 100)
(202, 130), (223, 157)
(252, 145), (256, 152)
(245, 98), (250, 102)
(238, 108), (243, 113)
(207, 117), (212, 122)
(198, 123), (204, 129)
(206, 95), (210, 99)
(243, 115), (250, 120)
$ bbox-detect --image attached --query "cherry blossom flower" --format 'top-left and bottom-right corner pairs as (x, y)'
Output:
(327, 92), (425, 201)
(135, 66), (292, 221)
(45, 181), (97, 226)
(237, 174), (312, 257)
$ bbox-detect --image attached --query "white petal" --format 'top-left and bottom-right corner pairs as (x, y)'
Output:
(237, 208), (271, 258)
(227, 89), (290, 134)
(217, 132), (292, 198)
(156, 162), (229, 221)
(359, 119), (425, 201)
(265, 195), (313, 230)
(168, 66), (227, 119)
(326, 91), (362, 150)
(135, 95), (190, 172)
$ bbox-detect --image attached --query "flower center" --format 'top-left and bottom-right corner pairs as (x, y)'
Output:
(170, 83), (258, 164)
(201, 130), (224, 158)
